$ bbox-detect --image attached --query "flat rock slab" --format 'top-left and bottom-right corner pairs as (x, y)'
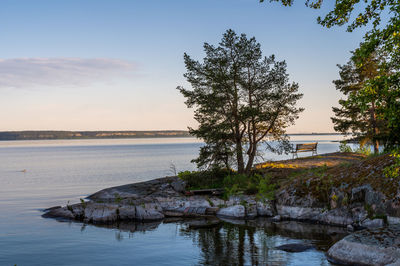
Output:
(275, 243), (314, 252)
(88, 176), (183, 200)
(327, 225), (400, 265)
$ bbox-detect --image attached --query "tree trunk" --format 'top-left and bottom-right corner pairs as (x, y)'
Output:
(245, 150), (255, 174)
(236, 137), (245, 174)
(370, 101), (379, 154)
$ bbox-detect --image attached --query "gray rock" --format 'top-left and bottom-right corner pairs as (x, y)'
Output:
(276, 205), (323, 221)
(351, 206), (368, 223)
(347, 224), (354, 232)
(83, 203), (118, 223)
(246, 203), (258, 218)
(256, 201), (274, 217)
(327, 225), (400, 265)
(217, 205), (245, 219)
(351, 184), (372, 203)
(318, 208), (353, 226)
(42, 206), (74, 219)
(118, 205), (136, 220)
(43, 175), (400, 228)
(171, 179), (186, 193)
(389, 216), (400, 225)
(135, 205), (164, 221)
(271, 215), (281, 222)
(361, 218), (385, 229)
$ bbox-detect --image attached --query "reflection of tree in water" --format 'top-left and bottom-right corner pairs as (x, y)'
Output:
(77, 218), (345, 265)
(181, 221), (289, 265)
(179, 219), (342, 266)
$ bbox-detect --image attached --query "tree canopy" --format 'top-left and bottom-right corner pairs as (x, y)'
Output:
(262, 0), (400, 148)
(331, 50), (390, 153)
(178, 30), (303, 174)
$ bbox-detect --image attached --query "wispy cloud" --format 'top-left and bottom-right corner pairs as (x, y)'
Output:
(0, 57), (136, 89)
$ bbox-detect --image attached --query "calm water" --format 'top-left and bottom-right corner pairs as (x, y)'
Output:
(0, 136), (348, 266)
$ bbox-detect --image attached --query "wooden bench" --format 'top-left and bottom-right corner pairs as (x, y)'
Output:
(292, 142), (318, 158)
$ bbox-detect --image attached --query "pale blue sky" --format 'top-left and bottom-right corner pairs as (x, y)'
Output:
(0, 0), (366, 132)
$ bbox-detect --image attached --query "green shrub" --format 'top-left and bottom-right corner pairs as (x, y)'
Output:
(257, 175), (276, 200)
(179, 168), (276, 200)
(245, 182), (259, 195)
(384, 150), (400, 179)
(223, 184), (240, 200)
(178, 168), (233, 190)
(339, 141), (353, 153)
(114, 193), (123, 204)
(80, 198), (87, 209)
(355, 145), (372, 156)
(223, 174), (248, 189)
(342, 195), (349, 206)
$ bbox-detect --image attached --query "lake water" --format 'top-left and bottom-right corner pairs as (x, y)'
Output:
(0, 135), (349, 266)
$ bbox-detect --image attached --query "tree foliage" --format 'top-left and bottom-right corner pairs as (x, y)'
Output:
(178, 30), (303, 174)
(331, 50), (390, 153)
(262, 0), (400, 147)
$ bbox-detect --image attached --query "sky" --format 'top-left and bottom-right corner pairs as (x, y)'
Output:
(0, 0), (367, 133)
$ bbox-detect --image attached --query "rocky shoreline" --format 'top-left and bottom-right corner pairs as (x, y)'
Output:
(43, 175), (400, 265)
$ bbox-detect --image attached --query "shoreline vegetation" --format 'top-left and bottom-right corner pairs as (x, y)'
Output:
(0, 130), (191, 141)
(0, 130), (342, 141)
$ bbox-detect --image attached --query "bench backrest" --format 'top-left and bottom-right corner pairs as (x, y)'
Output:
(296, 142), (317, 151)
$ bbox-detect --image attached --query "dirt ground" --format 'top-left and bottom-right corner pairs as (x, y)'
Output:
(255, 152), (366, 170)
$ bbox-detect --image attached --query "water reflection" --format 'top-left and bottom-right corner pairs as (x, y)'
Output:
(178, 218), (347, 265)
(59, 218), (347, 265)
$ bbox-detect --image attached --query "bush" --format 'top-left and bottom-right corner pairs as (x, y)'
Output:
(384, 150), (400, 179)
(339, 141), (373, 156)
(339, 141), (353, 153)
(354, 146), (372, 156)
(223, 173), (276, 199)
(223, 174), (248, 190)
(178, 168), (276, 199)
(178, 168), (233, 190)
(257, 175), (276, 200)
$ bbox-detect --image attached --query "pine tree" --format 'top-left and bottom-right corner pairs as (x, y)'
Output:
(178, 30), (303, 173)
(331, 51), (389, 153)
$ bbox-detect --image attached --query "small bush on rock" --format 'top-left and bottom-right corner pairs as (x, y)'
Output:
(178, 168), (233, 190)
(384, 150), (400, 179)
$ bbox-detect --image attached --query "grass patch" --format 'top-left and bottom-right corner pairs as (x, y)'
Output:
(178, 168), (276, 200)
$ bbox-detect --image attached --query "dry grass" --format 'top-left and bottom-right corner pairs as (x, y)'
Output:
(255, 152), (399, 203)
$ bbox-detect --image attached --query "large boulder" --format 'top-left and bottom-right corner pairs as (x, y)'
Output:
(327, 225), (400, 265)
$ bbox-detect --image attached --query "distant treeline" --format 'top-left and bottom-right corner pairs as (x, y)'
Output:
(0, 130), (192, 141)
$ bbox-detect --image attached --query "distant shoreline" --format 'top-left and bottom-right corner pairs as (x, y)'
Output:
(0, 130), (342, 141)
(0, 130), (191, 141)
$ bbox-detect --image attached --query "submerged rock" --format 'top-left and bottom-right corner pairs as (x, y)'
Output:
(327, 225), (400, 265)
(275, 243), (314, 252)
(271, 215), (281, 222)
